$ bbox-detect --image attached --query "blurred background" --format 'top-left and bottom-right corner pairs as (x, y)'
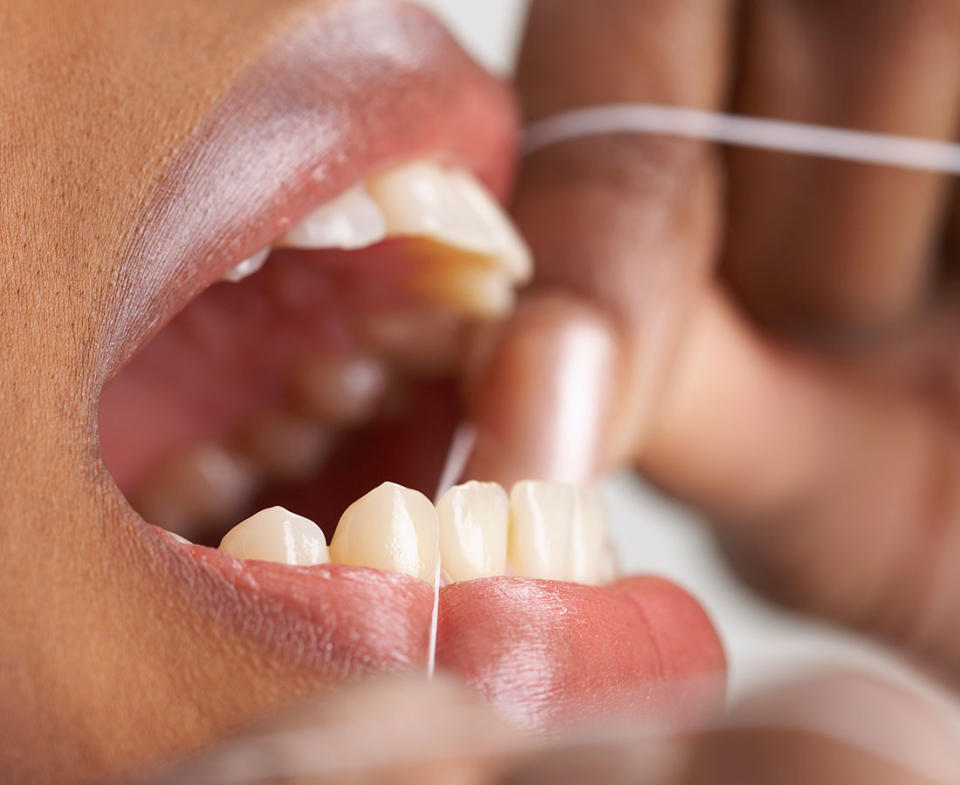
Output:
(415, 0), (960, 717)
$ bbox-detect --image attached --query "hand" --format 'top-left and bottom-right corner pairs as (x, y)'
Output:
(141, 670), (960, 785)
(466, 0), (960, 677)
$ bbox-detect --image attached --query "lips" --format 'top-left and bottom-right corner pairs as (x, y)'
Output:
(4, 0), (724, 779)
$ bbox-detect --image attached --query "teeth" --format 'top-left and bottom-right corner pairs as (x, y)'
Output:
(406, 252), (516, 318)
(223, 246), (270, 283)
(222, 161), (531, 318)
(507, 481), (609, 585)
(360, 308), (464, 376)
(436, 481), (508, 582)
(328, 482), (439, 582)
(134, 443), (256, 534)
(219, 506), (329, 566)
(281, 184), (387, 250)
(236, 411), (334, 482)
(367, 161), (532, 282)
(291, 353), (390, 427)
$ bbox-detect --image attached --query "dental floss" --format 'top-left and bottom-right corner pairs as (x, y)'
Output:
(524, 103), (960, 174)
(422, 104), (960, 692)
(434, 423), (478, 502)
(426, 423), (478, 679)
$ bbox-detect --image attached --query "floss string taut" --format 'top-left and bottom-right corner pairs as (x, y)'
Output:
(426, 423), (478, 679)
(524, 103), (960, 174)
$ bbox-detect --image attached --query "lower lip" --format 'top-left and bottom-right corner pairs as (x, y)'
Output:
(153, 528), (726, 725)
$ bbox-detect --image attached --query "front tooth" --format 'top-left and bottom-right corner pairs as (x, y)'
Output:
(436, 481), (508, 582)
(224, 246), (271, 282)
(219, 506), (329, 565)
(328, 482), (439, 582)
(507, 481), (609, 585)
(366, 161), (532, 282)
(281, 184), (387, 249)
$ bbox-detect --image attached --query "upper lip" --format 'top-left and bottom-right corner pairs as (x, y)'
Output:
(97, 0), (517, 387)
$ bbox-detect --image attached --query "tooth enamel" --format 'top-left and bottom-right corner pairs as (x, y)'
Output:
(360, 308), (464, 376)
(237, 411), (334, 482)
(224, 247), (271, 282)
(281, 184), (387, 249)
(134, 443), (256, 532)
(366, 161), (532, 281)
(407, 257), (515, 318)
(436, 481), (508, 582)
(328, 482), (439, 582)
(507, 481), (609, 585)
(219, 506), (329, 566)
(291, 353), (390, 427)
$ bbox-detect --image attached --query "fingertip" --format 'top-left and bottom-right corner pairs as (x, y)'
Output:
(462, 292), (621, 486)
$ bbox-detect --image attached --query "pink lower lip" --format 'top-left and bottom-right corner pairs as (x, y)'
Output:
(168, 530), (436, 676)
(161, 527), (726, 722)
(438, 575), (727, 727)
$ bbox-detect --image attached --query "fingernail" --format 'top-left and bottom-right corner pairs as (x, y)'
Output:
(464, 294), (618, 485)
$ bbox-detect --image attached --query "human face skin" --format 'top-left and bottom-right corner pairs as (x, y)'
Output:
(0, 1), (724, 782)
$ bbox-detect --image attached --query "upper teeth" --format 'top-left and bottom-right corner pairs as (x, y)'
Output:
(281, 184), (387, 250)
(216, 480), (613, 585)
(223, 246), (271, 283)
(223, 160), (532, 317)
(365, 162), (530, 281)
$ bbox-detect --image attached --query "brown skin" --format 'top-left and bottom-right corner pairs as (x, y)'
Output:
(1, 0), (516, 781)
(468, 0), (960, 679)
(146, 671), (960, 784)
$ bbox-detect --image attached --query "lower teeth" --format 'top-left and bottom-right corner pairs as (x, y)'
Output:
(212, 479), (613, 587)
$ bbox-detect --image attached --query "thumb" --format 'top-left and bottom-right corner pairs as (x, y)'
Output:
(464, 0), (731, 484)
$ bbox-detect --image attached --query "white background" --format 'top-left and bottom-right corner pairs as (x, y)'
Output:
(415, 0), (958, 717)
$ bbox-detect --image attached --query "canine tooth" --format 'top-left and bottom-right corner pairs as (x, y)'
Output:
(507, 481), (609, 585)
(291, 353), (390, 426)
(219, 506), (329, 565)
(436, 481), (508, 582)
(134, 443), (256, 532)
(281, 184), (387, 249)
(367, 162), (532, 281)
(224, 247), (270, 282)
(236, 411), (334, 482)
(329, 482), (439, 582)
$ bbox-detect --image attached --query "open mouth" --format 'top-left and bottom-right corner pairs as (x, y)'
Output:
(99, 157), (532, 548)
(81, 0), (725, 763)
